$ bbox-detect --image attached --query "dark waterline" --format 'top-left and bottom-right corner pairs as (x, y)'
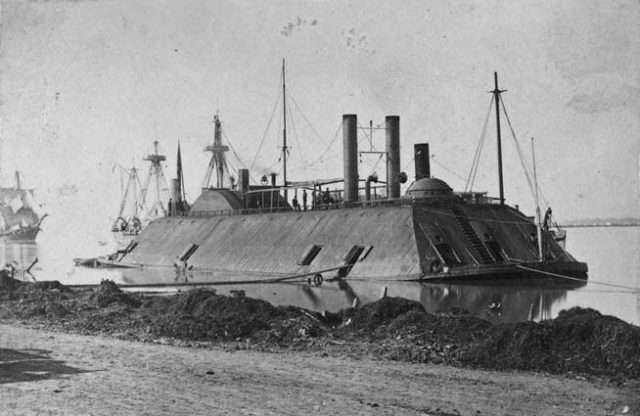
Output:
(4, 226), (639, 325)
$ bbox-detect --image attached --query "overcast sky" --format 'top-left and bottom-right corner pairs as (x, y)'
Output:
(1, 0), (638, 225)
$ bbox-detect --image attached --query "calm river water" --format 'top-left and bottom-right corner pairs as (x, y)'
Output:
(3, 226), (639, 325)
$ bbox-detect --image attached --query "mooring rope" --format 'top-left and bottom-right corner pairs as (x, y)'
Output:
(66, 265), (348, 289)
(515, 264), (640, 292)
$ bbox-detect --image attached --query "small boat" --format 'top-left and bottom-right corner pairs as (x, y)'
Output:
(74, 240), (141, 269)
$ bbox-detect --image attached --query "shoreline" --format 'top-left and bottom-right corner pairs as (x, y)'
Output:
(1, 277), (639, 380)
(1, 324), (637, 415)
(1, 276), (639, 414)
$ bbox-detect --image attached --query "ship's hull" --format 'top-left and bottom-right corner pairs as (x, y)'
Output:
(0, 226), (40, 242)
(115, 201), (587, 282)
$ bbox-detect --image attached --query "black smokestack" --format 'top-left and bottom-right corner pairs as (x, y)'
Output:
(343, 114), (358, 203)
(385, 116), (400, 199)
(414, 143), (430, 180)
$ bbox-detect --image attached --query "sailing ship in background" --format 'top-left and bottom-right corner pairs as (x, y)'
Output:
(0, 171), (47, 241)
(111, 141), (171, 247)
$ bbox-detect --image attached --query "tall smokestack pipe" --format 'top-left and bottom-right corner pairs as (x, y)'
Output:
(343, 114), (359, 203)
(414, 143), (430, 180)
(386, 116), (400, 199)
(238, 169), (250, 193)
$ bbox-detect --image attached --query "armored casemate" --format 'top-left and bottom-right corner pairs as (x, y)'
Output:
(116, 73), (588, 282)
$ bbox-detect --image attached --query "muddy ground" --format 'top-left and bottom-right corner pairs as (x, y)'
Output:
(1, 275), (639, 414)
(3, 324), (637, 416)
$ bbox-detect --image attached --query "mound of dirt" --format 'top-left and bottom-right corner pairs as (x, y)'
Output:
(31, 281), (74, 293)
(0, 270), (25, 294)
(257, 306), (331, 347)
(2, 279), (639, 381)
(0, 276), (75, 318)
(334, 299), (492, 364)
(458, 307), (640, 379)
(145, 289), (288, 341)
(90, 280), (141, 308)
(339, 297), (427, 334)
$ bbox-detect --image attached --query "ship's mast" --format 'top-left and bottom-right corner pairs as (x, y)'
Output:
(142, 141), (168, 216)
(281, 58), (288, 200)
(214, 115), (225, 188)
(203, 112), (230, 188)
(492, 72), (505, 205)
(532, 137), (543, 261)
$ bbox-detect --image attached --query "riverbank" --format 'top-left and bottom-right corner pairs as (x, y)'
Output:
(1, 276), (638, 414)
(2, 324), (637, 416)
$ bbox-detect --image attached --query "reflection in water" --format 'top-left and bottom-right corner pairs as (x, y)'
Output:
(0, 241), (39, 281)
(416, 280), (585, 323)
(109, 265), (586, 323)
(8, 226), (639, 325)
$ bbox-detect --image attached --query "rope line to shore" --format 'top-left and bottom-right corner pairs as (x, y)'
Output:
(515, 265), (640, 292)
(66, 265), (347, 289)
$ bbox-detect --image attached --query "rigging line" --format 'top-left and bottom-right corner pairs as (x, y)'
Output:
(135, 170), (148, 212)
(370, 153), (384, 174)
(285, 88), (328, 145)
(262, 158), (281, 174)
(431, 155), (471, 184)
(402, 156), (415, 172)
(220, 128), (248, 169)
(469, 96), (494, 190)
(468, 124), (488, 191)
(500, 98), (547, 207)
(221, 129), (261, 185)
(224, 158), (238, 181)
(356, 119), (382, 152)
(139, 164), (154, 210)
(304, 121), (343, 168)
(250, 88), (282, 171)
(465, 95), (494, 192)
(201, 152), (216, 188)
(286, 97), (301, 161)
(516, 265), (640, 292)
(360, 120), (372, 143)
(500, 98), (535, 193)
(286, 99), (310, 180)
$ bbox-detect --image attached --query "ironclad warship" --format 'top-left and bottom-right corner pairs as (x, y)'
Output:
(109, 70), (588, 282)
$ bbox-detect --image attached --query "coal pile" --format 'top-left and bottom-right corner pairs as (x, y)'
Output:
(90, 279), (141, 308)
(143, 289), (288, 341)
(335, 298), (491, 364)
(459, 307), (640, 379)
(0, 271), (74, 318)
(0, 272), (24, 294)
(339, 297), (427, 335)
(1, 277), (639, 381)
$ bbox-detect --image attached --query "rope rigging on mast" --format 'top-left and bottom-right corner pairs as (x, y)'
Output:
(202, 112), (231, 189)
(464, 73), (565, 260)
(466, 73), (551, 211)
(140, 141), (170, 219)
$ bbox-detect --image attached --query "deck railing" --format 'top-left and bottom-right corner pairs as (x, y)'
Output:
(180, 192), (502, 219)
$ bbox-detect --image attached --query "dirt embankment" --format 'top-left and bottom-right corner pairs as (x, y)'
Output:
(1, 274), (639, 382)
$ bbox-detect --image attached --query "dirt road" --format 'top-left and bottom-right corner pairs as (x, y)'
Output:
(1, 324), (636, 416)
